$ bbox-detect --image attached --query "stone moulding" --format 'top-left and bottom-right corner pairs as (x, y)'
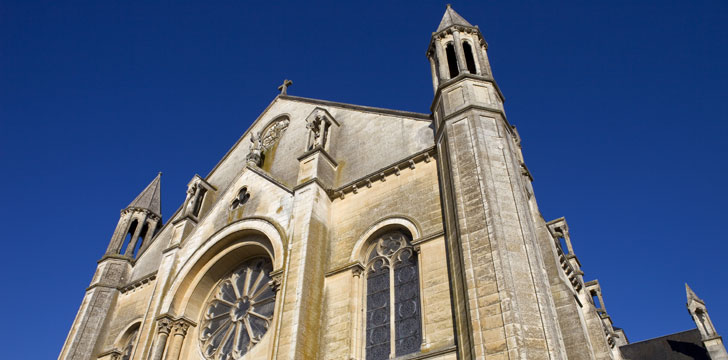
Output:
(329, 146), (436, 200)
(119, 272), (157, 294)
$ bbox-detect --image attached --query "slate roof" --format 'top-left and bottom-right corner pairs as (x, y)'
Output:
(127, 172), (162, 216)
(619, 329), (709, 360)
(436, 5), (473, 32)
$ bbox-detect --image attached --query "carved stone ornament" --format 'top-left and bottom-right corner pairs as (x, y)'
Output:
(172, 321), (190, 337)
(184, 182), (199, 216)
(157, 317), (173, 335)
(199, 257), (276, 360)
(245, 117), (290, 168)
(306, 114), (324, 150)
(245, 131), (263, 167)
(260, 118), (289, 152)
(230, 187), (251, 210)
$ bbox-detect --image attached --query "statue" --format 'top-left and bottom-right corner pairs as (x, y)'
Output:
(246, 131), (263, 166)
(306, 115), (324, 150)
(185, 183), (199, 217)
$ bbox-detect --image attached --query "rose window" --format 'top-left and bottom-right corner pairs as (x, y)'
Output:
(199, 257), (276, 360)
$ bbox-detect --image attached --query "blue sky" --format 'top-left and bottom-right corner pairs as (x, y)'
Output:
(1, 1), (727, 358)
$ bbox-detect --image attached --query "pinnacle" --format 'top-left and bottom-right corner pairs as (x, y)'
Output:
(127, 172), (162, 217)
(436, 4), (473, 32)
(685, 283), (704, 304)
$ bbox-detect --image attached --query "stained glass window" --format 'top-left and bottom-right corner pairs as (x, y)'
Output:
(365, 231), (422, 359)
(120, 328), (138, 360)
(199, 257), (275, 360)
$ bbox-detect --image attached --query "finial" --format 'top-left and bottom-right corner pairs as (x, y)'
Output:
(158, 171), (162, 176)
(278, 79), (293, 95)
(446, 4), (451, 8)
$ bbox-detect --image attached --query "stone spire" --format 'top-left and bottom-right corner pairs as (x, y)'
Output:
(686, 283), (728, 360)
(436, 4), (473, 32)
(686, 283), (705, 306)
(127, 172), (162, 217)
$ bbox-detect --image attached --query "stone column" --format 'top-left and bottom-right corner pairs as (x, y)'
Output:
(164, 320), (190, 360)
(124, 212), (147, 256)
(434, 39), (449, 80)
(451, 29), (467, 73)
(428, 56), (439, 92)
(148, 318), (172, 360)
(106, 212), (131, 255)
(349, 265), (364, 359)
(479, 42), (493, 76)
(471, 34), (487, 76)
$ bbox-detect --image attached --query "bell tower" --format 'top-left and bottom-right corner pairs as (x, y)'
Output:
(59, 173), (163, 360)
(430, 6), (567, 359)
(105, 172), (163, 258)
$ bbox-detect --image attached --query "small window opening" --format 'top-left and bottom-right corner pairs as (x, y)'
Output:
(231, 187), (251, 210)
(192, 188), (206, 217)
(120, 220), (138, 255)
(591, 291), (601, 309)
(558, 236), (569, 255)
(462, 42), (477, 74)
(445, 43), (459, 78)
(133, 223), (148, 258)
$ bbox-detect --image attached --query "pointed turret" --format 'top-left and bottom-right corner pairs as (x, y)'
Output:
(436, 4), (473, 32)
(426, 5), (496, 94)
(686, 283), (728, 360)
(105, 173), (164, 259)
(127, 172), (162, 217)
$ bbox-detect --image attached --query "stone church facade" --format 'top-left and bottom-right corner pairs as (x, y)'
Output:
(60, 6), (727, 360)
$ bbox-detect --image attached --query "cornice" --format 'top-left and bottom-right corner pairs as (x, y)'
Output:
(119, 272), (157, 294)
(430, 73), (505, 112)
(328, 146), (437, 200)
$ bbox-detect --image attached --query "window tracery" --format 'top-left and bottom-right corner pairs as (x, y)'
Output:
(120, 327), (138, 360)
(199, 257), (275, 360)
(365, 231), (422, 360)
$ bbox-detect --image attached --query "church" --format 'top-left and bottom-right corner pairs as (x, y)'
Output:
(59, 6), (727, 360)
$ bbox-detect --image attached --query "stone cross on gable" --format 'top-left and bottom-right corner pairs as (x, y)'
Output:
(278, 79), (293, 95)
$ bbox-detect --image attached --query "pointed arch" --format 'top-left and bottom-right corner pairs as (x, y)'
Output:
(445, 43), (459, 78)
(350, 216), (421, 264)
(160, 217), (286, 318)
(462, 41), (477, 74)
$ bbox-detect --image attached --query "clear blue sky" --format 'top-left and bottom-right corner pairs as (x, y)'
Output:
(1, 1), (726, 358)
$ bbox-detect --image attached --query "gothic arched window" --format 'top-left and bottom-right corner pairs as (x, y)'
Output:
(365, 230), (422, 360)
(119, 324), (139, 360)
(199, 257), (276, 360)
(462, 41), (477, 74)
(445, 43), (459, 78)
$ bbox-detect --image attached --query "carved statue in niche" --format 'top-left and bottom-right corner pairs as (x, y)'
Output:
(184, 183), (199, 216)
(246, 131), (263, 167)
(306, 112), (329, 150)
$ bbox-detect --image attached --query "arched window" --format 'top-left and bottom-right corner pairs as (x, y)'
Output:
(132, 223), (148, 258)
(365, 230), (421, 359)
(462, 41), (477, 74)
(199, 257), (276, 360)
(118, 323), (140, 360)
(120, 220), (138, 255)
(445, 43), (459, 79)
